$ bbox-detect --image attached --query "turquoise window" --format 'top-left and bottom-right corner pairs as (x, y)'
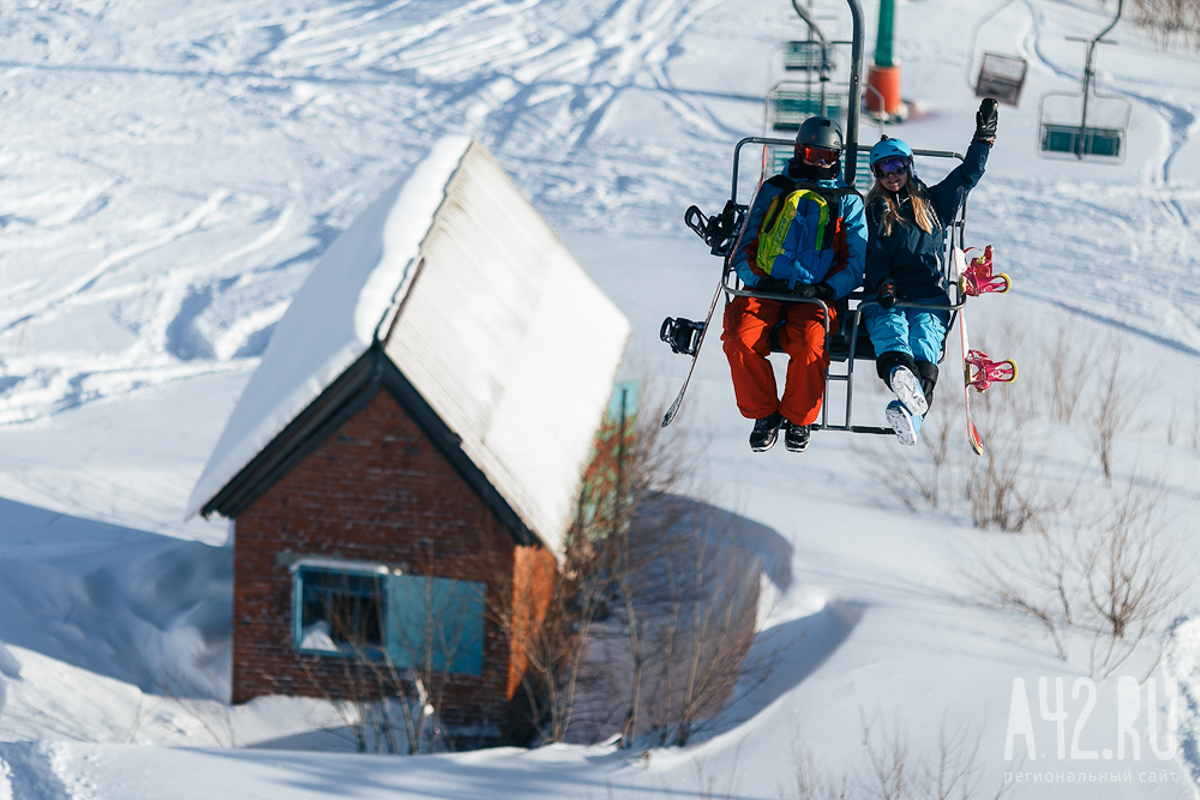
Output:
(292, 564), (485, 676)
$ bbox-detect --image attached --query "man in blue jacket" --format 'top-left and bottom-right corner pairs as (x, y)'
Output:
(721, 117), (867, 453)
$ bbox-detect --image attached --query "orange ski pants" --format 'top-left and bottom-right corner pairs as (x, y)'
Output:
(721, 296), (834, 426)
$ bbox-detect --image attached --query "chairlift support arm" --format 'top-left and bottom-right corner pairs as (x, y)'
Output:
(1074, 0), (1123, 158)
(787, 0), (864, 181)
(966, 0), (1018, 89)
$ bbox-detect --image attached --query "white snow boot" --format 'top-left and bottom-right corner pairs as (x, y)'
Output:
(886, 400), (923, 446)
(889, 365), (929, 416)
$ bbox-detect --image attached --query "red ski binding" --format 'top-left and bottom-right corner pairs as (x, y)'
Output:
(959, 245), (1011, 297)
(965, 350), (1017, 392)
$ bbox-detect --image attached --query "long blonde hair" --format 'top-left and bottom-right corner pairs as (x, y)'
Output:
(865, 180), (937, 237)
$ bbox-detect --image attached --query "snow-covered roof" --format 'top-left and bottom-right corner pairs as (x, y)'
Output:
(187, 137), (631, 555)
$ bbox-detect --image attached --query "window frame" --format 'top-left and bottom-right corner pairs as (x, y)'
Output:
(291, 559), (389, 660)
(288, 557), (487, 676)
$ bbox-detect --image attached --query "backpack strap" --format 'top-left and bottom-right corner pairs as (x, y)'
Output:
(759, 175), (796, 237)
(785, 180), (861, 250)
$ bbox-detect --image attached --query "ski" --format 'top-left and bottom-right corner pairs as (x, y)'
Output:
(951, 245), (1017, 454)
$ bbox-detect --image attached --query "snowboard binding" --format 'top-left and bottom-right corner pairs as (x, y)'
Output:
(959, 245), (1011, 297)
(684, 200), (745, 257)
(965, 349), (1017, 392)
(660, 317), (706, 356)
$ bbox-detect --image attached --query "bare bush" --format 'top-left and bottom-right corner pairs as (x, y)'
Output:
(1042, 318), (1096, 425)
(625, 497), (761, 747)
(1079, 478), (1184, 677)
(858, 712), (1013, 800)
(1090, 343), (1139, 485)
(1113, 0), (1200, 49)
(156, 660), (238, 747)
(292, 575), (454, 754)
(493, 386), (765, 748)
(973, 475), (1184, 678)
(857, 396), (956, 513)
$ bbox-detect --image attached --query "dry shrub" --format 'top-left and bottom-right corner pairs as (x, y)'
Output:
(496, 386), (767, 748)
(974, 476), (1185, 677)
(1114, 0), (1200, 48)
(858, 713), (1016, 800)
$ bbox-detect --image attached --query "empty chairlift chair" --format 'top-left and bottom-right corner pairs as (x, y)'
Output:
(966, 0), (1030, 107)
(1039, 92), (1130, 159)
(766, 81), (845, 133)
(1038, 0), (1132, 162)
(975, 53), (1028, 107)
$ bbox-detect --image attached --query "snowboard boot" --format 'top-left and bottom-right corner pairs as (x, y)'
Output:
(886, 400), (923, 446)
(915, 361), (938, 409)
(784, 422), (811, 452)
(888, 365), (929, 416)
(749, 411), (784, 452)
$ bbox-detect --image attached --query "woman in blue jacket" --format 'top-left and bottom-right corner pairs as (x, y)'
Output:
(863, 98), (998, 445)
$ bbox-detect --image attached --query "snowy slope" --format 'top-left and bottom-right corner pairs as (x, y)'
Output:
(0, 0), (1196, 797)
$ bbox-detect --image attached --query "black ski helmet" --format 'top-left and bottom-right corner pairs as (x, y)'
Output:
(795, 116), (844, 152)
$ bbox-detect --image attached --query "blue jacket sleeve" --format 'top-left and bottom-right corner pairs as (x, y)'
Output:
(928, 139), (990, 225)
(826, 191), (866, 299)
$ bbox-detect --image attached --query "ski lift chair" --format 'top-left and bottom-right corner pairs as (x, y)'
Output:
(966, 0), (1030, 107)
(1038, 1), (1131, 161)
(975, 53), (1028, 106)
(784, 39), (837, 72)
(766, 81), (845, 132)
(1039, 90), (1131, 161)
(681, 137), (968, 435)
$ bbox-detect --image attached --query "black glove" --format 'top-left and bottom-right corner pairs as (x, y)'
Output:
(755, 277), (790, 294)
(876, 279), (899, 310)
(975, 98), (998, 144)
(794, 282), (836, 301)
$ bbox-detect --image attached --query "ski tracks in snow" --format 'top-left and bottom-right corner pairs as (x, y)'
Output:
(0, 742), (99, 800)
(992, 1), (1200, 353)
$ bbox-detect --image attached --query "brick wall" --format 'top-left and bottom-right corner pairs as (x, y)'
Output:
(232, 387), (554, 739)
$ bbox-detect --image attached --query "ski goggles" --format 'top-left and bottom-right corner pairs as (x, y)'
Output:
(799, 145), (840, 166)
(873, 156), (910, 179)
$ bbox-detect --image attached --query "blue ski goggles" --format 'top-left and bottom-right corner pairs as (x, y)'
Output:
(872, 156), (910, 179)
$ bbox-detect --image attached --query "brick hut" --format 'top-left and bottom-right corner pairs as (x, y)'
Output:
(187, 137), (631, 744)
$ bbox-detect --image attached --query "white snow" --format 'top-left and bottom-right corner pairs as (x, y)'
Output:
(0, 0), (1194, 797)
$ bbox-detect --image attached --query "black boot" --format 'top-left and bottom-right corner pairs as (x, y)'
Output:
(916, 361), (938, 408)
(749, 411), (784, 452)
(784, 422), (811, 452)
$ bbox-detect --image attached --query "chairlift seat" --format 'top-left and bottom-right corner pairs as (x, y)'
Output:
(975, 52), (1027, 106)
(1040, 123), (1123, 158)
(784, 40), (836, 71)
(763, 297), (877, 362)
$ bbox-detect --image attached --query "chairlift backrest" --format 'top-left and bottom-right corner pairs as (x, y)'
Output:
(976, 52), (1028, 106)
(784, 39), (836, 71)
(766, 82), (845, 132)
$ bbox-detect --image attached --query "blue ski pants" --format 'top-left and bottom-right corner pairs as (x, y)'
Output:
(863, 304), (948, 364)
